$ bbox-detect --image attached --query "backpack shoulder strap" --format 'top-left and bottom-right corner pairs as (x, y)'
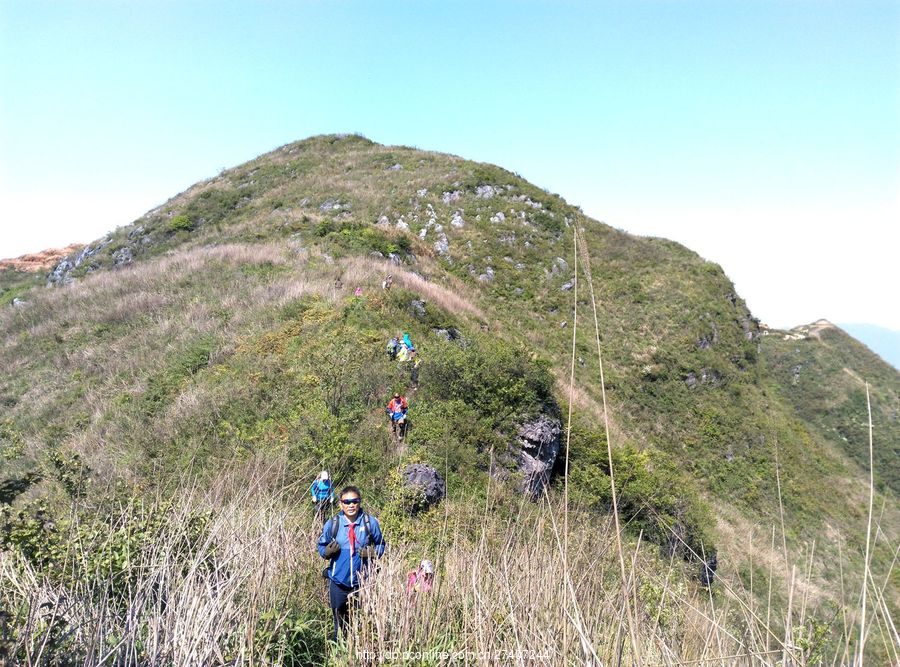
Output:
(330, 515), (341, 541)
(363, 513), (381, 545)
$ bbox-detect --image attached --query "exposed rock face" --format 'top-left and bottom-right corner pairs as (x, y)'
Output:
(46, 258), (75, 286)
(319, 198), (347, 212)
(403, 464), (446, 509)
(432, 327), (463, 343)
(699, 553), (718, 586)
(46, 238), (112, 286)
(684, 369), (724, 389)
(112, 247), (133, 267)
(434, 234), (450, 257)
(410, 299), (427, 319)
(516, 415), (562, 499)
(738, 316), (761, 342)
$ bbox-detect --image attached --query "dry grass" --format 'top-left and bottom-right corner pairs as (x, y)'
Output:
(340, 255), (486, 322)
(2, 457), (896, 666)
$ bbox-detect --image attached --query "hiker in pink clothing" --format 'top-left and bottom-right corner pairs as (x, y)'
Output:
(406, 559), (434, 595)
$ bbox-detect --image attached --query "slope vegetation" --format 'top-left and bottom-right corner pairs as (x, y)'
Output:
(1, 134), (896, 664)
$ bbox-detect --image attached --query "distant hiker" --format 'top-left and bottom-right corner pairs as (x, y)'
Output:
(318, 486), (386, 641)
(386, 392), (408, 439)
(386, 336), (400, 360)
(382, 274), (393, 290)
(354, 286), (363, 297)
(406, 559), (434, 595)
(310, 471), (334, 524)
(410, 355), (421, 390)
(396, 332), (415, 362)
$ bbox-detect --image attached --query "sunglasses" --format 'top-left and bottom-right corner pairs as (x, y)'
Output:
(341, 498), (361, 505)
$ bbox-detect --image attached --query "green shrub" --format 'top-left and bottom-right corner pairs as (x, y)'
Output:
(167, 214), (194, 233)
(426, 338), (556, 430)
(568, 428), (715, 560)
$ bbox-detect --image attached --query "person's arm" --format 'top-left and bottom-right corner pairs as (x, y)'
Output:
(317, 519), (333, 558)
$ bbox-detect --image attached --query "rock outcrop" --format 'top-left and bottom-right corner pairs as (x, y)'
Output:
(516, 415), (562, 499)
(402, 464), (446, 511)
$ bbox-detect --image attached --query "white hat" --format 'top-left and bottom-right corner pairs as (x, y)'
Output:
(420, 559), (434, 574)
(320, 471), (329, 480)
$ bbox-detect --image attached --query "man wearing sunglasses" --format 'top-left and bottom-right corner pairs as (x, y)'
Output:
(317, 486), (386, 641)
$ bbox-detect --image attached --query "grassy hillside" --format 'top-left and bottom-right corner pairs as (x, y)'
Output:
(1, 134), (896, 665)
(761, 320), (900, 495)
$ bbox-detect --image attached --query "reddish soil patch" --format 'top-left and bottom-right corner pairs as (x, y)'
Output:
(0, 244), (82, 272)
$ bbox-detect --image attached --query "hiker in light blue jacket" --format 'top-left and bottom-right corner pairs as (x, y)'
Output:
(318, 486), (386, 641)
(310, 470), (334, 524)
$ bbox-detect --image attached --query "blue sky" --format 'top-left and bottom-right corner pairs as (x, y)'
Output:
(1, 1), (898, 334)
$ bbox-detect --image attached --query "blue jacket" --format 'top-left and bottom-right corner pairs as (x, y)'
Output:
(310, 479), (334, 502)
(318, 512), (386, 588)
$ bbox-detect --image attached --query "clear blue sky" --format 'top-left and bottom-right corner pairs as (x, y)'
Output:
(1, 0), (898, 333)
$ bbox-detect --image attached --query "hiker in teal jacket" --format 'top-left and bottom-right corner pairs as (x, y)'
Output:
(310, 470), (334, 524)
(318, 486), (386, 640)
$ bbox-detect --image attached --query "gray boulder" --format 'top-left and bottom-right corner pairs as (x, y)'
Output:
(46, 258), (74, 286)
(516, 415), (562, 499)
(403, 464), (446, 510)
(432, 327), (463, 342)
(410, 299), (427, 318)
(112, 246), (133, 267)
(475, 185), (499, 199)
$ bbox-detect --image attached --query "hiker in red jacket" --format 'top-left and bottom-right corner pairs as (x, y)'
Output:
(385, 393), (408, 439)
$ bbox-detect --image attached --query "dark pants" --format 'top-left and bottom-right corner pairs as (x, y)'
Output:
(329, 579), (358, 641)
(315, 499), (332, 526)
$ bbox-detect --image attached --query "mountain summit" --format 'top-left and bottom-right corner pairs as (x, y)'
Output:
(1, 134), (897, 664)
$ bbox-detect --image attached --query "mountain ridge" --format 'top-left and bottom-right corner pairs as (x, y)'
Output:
(1, 134), (896, 663)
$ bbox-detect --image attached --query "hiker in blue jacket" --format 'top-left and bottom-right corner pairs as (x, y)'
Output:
(318, 486), (386, 641)
(310, 470), (334, 525)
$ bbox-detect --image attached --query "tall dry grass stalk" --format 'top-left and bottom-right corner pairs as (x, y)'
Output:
(576, 223), (641, 663)
(856, 382), (875, 667)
